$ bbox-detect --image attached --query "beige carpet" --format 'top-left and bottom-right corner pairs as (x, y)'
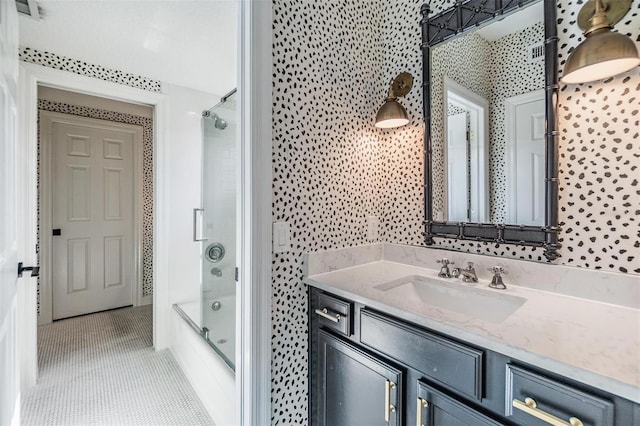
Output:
(21, 305), (214, 426)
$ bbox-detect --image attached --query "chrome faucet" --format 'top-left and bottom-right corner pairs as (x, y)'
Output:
(452, 262), (478, 283)
(488, 266), (507, 290)
(436, 258), (454, 278)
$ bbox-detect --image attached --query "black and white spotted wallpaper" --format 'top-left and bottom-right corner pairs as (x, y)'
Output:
(37, 100), (154, 316)
(272, 1), (384, 422)
(20, 47), (162, 92)
(430, 22), (545, 224)
(488, 22), (545, 222)
(431, 32), (492, 220)
(272, 0), (639, 423)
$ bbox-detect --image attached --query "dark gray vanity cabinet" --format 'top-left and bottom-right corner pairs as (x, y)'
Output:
(417, 381), (504, 426)
(315, 330), (403, 426)
(308, 287), (639, 426)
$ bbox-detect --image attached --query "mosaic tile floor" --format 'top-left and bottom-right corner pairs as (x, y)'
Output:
(21, 305), (214, 426)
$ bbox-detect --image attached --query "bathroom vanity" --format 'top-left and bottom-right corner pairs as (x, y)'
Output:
(304, 244), (640, 426)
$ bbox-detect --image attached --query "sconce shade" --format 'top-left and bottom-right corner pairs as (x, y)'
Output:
(375, 99), (410, 129)
(562, 28), (640, 84)
(375, 72), (413, 129)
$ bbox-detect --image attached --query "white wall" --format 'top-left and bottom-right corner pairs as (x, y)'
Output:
(164, 84), (217, 308)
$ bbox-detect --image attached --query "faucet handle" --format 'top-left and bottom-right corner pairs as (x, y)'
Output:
(436, 258), (454, 278)
(488, 266), (507, 290)
(488, 266), (507, 275)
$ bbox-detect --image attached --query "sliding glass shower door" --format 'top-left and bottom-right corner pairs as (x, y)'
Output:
(200, 93), (237, 369)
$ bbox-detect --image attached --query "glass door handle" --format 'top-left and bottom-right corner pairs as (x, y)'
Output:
(193, 208), (207, 242)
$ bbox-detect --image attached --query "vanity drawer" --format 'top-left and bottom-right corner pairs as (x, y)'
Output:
(506, 364), (614, 426)
(360, 309), (483, 400)
(313, 292), (353, 336)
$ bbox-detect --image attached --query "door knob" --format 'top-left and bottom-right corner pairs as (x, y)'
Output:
(17, 262), (40, 278)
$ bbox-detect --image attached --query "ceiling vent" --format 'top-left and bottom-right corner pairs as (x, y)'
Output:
(15, 0), (42, 19)
(527, 42), (544, 63)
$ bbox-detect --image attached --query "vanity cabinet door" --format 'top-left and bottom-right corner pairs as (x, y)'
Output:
(417, 381), (506, 426)
(314, 329), (403, 426)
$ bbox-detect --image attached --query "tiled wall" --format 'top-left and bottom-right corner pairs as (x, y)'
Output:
(272, 0), (639, 423)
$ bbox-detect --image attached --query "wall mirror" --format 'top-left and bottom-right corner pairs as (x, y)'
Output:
(421, 0), (561, 260)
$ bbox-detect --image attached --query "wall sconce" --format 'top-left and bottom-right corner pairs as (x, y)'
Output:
(561, 0), (640, 84)
(375, 72), (413, 128)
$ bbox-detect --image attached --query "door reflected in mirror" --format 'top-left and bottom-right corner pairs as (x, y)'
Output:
(444, 78), (489, 223)
(431, 1), (545, 225)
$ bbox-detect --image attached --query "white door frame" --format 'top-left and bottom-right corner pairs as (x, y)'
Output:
(443, 77), (489, 222)
(504, 89), (545, 224)
(39, 111), (144, 324)
(18, 62), (169, 390)
(238, 0), (272, 424)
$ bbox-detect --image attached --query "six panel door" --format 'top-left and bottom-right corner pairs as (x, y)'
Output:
(49, 116), (136, 319)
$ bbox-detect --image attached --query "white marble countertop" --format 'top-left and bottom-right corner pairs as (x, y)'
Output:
(304, 260), (640, 403)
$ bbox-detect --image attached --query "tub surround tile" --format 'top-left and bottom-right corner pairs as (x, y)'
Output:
(305, 244), (640, 403)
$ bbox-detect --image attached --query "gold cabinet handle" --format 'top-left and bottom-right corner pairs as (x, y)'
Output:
(513, 397), (584, 426)
(314, 308), (341, 323)
(416, 397), (429, 426)
(384, 380), (397, 422)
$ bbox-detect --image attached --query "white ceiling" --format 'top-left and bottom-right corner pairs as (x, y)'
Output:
(477, 1), (543, 41)
(19, 0), (238, 97)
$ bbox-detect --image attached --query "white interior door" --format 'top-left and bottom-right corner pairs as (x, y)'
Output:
(46, 114), (137, 319)
(0, 0), (21, 424)
(513, 95), (545, 225)
(447, 112), (469, 222)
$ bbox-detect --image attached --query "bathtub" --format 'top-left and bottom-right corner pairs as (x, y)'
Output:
(170, 304), (236, 425)
(174, 293), (235, 370)
(201, 294), (235, 366)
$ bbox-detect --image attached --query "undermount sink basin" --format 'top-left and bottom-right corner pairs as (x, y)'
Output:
(374, 275), (526, 323)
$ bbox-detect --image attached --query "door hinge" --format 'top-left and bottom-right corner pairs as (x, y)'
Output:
(235, 267), (239, 282)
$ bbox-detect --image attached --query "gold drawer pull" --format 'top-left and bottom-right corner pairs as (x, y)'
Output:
(416, 397), (429, 426)
(384, 380), (396, 422)
(513, 397), (584, 426)
(314, 308), (341, 323)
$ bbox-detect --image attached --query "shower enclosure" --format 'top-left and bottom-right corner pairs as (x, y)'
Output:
(179, 89), (237, 371)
